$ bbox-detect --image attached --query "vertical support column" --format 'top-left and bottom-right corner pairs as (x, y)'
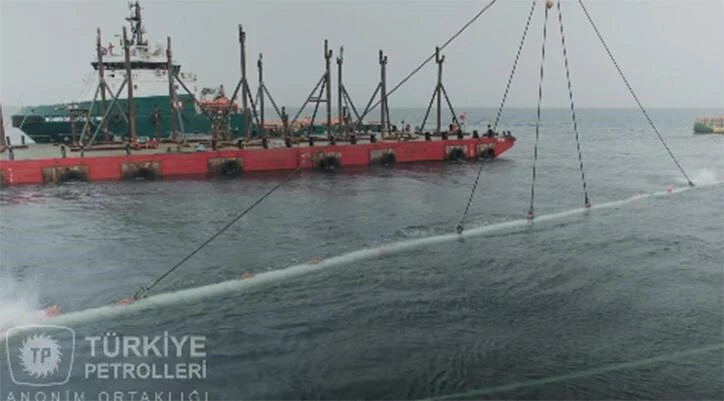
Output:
(435, 46), (444, 135)
(239, 25), (250, 140)
(0, 101), (6, 148)
(337, 46), (344, 137)
(123, 26), (137, 143)
(167, 37), (178, 142)
(281, 106), (289, 139)
(257, 53), (265, 138)
(324, 40), (333, 139)
(96, 28), (109, 143)
(379, 50), (389, 136)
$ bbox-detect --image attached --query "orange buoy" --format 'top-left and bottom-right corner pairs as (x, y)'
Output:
(115, 296), (136, 306)
(666, 186), (673, 193)
(41, 305), (60, 318)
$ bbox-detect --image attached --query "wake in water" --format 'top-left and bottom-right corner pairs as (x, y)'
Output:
(682, 168), (723, 186)
(0, 274), (43, 333)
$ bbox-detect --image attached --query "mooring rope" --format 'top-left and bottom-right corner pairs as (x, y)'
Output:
(557, 1), (590, 207)
(577, 0), (694, 187)
(456, 0), (537, 234)
(359, 0), (499, 121)
(128, 167), (303, 301)
(528, 5), (551, 221)
(493, 0), (537, 130)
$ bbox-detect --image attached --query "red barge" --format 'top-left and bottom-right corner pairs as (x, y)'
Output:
(0, 135), (515, 186)
(0, 3), (519, 187)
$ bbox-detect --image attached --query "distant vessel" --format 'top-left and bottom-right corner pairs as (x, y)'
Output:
(693, 116), (724, 134)
(10, 1), (246, 144)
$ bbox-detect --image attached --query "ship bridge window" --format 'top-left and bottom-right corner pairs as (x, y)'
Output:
(92, 62), (180, 73)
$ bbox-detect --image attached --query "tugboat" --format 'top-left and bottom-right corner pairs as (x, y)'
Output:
(10, 1), (245, 144)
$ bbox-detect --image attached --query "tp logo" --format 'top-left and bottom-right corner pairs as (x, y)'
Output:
(5, 325), (75, 387)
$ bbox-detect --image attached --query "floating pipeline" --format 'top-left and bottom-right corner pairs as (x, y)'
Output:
(0, 136), (514, 186)
(2, 180), (721, 339)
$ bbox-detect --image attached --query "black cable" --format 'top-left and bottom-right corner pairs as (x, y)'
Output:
(578, 0), (694, 187)
(529, 5), (551, 220)
(132, 167), (302, 300)
(557, 1), (591, 207)
(360, 0), (499, 121)
(456, 0), (536, 234)
(493, 0), (537, 130)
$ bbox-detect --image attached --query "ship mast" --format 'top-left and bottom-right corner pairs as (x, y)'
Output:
(126, 0), (146, 46)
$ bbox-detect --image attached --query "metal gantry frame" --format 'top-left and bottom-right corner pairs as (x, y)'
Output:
(418, 46), (460, 135)
(356, 50), (392, 137)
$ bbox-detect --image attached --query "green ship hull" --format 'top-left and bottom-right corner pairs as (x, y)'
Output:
(9, 0), (387, 145)
(693, 117), (724, 134)
(11, 95), (250, 144)
(11, 95), (385, 144)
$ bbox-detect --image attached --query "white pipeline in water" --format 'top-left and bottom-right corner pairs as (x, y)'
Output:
(4, 181), (722, 339)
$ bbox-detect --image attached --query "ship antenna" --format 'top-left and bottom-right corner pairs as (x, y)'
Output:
(127, 0), (145, 46)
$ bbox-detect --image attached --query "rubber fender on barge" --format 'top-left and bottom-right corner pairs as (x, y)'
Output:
(313, 152), (342, 172)
(42, 165), (89, 184)
(370, 149), (397, 167)
(445, 145), (467, 162)
(208, 157), (243, 178)
(121, 161), (161, 181)
(477, 143), (497, 159)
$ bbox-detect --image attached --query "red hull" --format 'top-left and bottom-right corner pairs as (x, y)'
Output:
(0, 137), (515, 186)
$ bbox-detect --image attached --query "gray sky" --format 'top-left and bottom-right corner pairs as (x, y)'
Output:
(1, 0), (723, 108)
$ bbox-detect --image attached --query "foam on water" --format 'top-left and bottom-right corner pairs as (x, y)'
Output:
(0, 274), (43, 333)
(687, 168), (722, 186)
(3, 181), (722, 340)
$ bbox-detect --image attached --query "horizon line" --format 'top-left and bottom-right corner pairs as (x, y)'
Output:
(1, 104), (721, 111)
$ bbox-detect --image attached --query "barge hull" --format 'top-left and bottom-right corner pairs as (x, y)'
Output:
(0, 137), (514, 186)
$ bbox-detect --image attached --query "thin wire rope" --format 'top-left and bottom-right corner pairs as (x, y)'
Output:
(132, 167), (302, 300)
(359, 0), (499, 122)
(529, 5), (551, 219)
(557, 0), (590, 206)
(455, 0), (537, 234)
(578, 0), (693, 187)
